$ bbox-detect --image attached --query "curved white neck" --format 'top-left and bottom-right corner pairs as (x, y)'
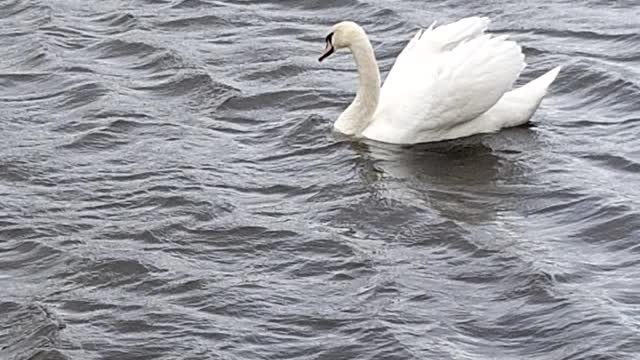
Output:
(334, 37), (380, 136)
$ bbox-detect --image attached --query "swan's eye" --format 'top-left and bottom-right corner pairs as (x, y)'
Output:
(325, 32), (334, 45)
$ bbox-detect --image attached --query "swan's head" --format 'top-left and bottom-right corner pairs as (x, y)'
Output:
(319, 21), (367, 62)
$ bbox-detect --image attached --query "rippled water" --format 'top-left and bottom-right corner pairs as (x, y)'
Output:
(1, 0), (640, 359)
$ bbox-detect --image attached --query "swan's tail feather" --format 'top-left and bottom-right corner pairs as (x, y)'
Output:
(512, 65), (562, 100)
(490, 65), (562, 128)
(533, 65), (562, 91)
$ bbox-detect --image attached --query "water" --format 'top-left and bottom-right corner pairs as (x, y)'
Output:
(1, 0), (640, 359)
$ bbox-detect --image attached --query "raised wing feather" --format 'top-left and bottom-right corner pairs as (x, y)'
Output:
(380, 17), (490, 100)
(364, 17), (525, 144)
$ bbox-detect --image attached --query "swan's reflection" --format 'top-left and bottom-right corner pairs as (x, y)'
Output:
(347, 127), (541, 227)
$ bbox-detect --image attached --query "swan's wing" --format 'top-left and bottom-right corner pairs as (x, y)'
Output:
(381, 17), (491, 96)
(365, 18), (525, 144)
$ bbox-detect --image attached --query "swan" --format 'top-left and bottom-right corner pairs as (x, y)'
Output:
(318, 17), (561, 144)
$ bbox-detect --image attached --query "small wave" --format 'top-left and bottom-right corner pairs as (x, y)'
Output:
(0, 302), (67, 360)
(129, 49), (187, 71)
(0, 75), (107, 113)
(0, 1), (50, 26)
(57, 81), (110, 110)
(216, 182), (317, 197)
(576, 210), (640, 246)
(60, 126), (129, 151)
(252, 142), (341, 162)
(584, 153), (640, 174)
(242, 64), (307, 82)
(60, 258), (159, 288)
(0, 72), (56, 95)
(0, 240), (64, 274)
(41, 30), (93, 52)
(218, 89), (318, 112)
(130, 71), (239, 110)
(90, 38), (159, 60)
(156, 14), (246, 30)
(506, 27), (640, 43)
(0, 159), (35, 183)
(267, 0), (362, 11)
(102, 118), (179, 134)
(170, 0), (224, 9)
(553, 59), (640, 114)
(1, 39), (51, 70)
(92, 11), (138, 30)
(147, 278), (207, 295)
(89, 110), (151, 120)
(0, 0), (29, 17)
(278, 114), (331, 146)
(132, 72), (236, 97)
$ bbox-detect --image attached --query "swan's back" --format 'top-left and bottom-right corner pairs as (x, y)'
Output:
(363, 17), (526, 144)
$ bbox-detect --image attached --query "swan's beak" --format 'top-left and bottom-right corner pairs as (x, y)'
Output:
(318, 41), (334, 62)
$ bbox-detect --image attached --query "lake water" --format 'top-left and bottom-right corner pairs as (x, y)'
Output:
(1, 0), (640, 359)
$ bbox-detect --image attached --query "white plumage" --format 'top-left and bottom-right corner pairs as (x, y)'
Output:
(319, 17), (561, 144)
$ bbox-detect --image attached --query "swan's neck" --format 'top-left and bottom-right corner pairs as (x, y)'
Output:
(334, 37), (380, 136)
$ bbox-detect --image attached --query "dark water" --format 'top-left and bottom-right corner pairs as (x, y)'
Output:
(1, 0), (640, 359)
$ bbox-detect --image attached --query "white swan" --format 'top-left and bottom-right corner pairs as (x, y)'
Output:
(318, 17), (561, 144)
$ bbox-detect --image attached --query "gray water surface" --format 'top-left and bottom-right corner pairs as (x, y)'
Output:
(1, 1), (640, 359)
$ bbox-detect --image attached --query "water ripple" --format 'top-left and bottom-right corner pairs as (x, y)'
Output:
(1, 0), (640, 359)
